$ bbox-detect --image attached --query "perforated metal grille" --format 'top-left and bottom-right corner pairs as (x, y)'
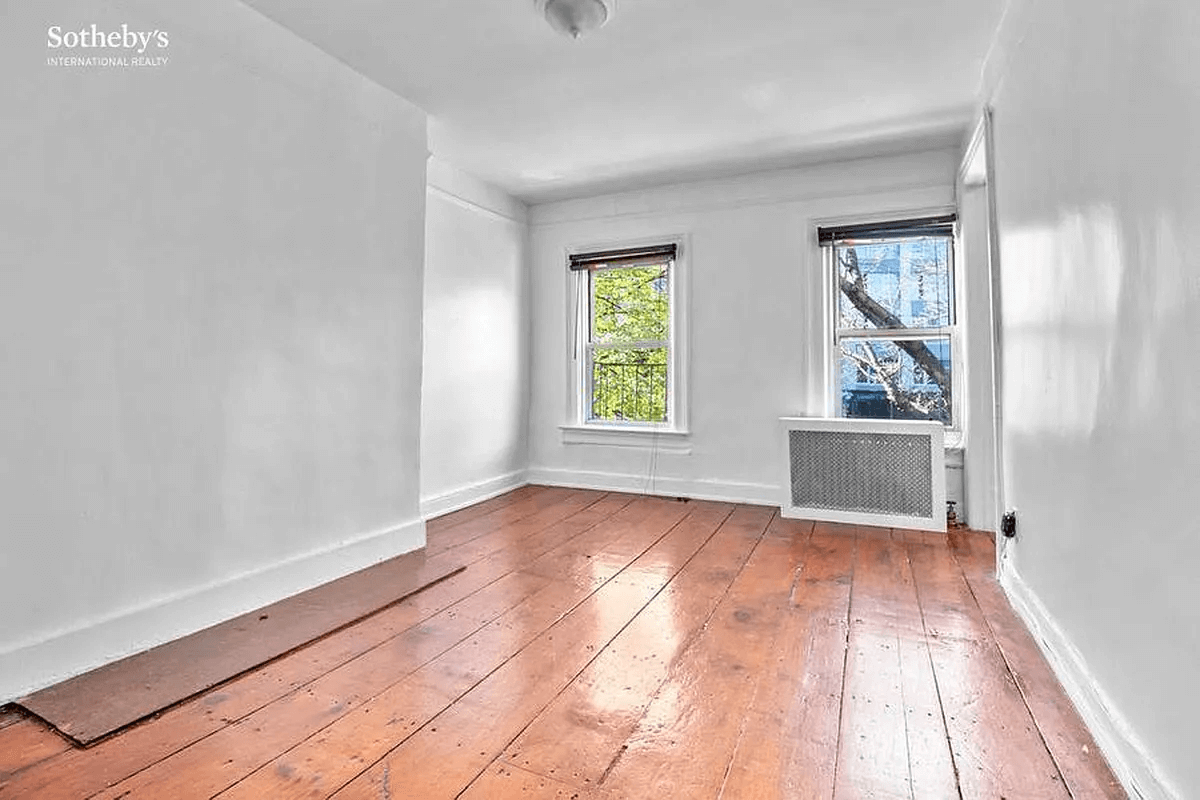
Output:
(789, 429), (933, 517)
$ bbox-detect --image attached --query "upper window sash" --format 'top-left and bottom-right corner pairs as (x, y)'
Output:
(829, 235), (956, 334)
(586, 260), (672, 348)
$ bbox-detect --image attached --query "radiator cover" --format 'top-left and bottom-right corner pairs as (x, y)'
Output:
(779, 417), (946, 531)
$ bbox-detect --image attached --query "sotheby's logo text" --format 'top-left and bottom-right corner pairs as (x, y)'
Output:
(46, 24), (170, 68)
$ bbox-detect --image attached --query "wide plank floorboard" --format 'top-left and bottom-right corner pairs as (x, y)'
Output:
(0, 718), (72, 778)
(327, 499), (725, 799)
(496, 504), (764, 789)
(719, 520), (848, 800)
(0, 489), (1121, 799)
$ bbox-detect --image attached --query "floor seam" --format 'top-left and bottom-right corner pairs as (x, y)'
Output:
(903, 536), (965, 800)
(828, 527), (858, 799)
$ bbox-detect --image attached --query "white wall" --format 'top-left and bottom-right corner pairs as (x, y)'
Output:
(526, 150), (962, 504)
(959, 173), (1000, 532)
(420, 160), (529, 517)
(984, 0), (1199, 795)
(0, 0), (429, 702)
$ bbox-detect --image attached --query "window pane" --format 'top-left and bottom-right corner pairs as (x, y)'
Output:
(590, 347), (668, 423)
(592, 265), (669, 344)
(839, 338), (952, 424)
(836, 238), (952, 330)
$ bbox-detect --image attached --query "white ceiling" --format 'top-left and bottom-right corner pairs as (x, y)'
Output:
(240, 0), (1007, 203)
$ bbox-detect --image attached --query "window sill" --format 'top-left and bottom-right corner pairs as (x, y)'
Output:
(560, 424), (692, 454)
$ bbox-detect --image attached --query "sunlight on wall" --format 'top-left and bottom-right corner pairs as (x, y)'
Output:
(987, 0), (1200, 790)
(1001, 206), (1125, 437)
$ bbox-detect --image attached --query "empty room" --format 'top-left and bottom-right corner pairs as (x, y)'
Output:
(1, 0), (1197, 798)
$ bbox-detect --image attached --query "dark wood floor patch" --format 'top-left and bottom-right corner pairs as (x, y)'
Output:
(16, 550), (464, 745)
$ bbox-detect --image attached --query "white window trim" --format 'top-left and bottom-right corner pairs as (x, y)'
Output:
(559, 424), (693, 453)
(563, 234), (690, 447)
(818, 210), (964, 447)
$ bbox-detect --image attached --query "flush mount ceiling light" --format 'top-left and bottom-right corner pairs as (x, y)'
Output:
(537, 0), (613, 39)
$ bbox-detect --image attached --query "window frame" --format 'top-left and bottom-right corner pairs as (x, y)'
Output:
(562, 236), (690, 447)
(583, 261), (672, 426)
(821, 217), (963, 440)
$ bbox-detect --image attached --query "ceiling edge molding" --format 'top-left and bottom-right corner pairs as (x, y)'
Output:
(427, 158), (529, 223)
(529, 147), (960, 227)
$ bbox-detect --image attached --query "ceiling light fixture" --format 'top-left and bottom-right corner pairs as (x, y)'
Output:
(537, 0), (612, 39)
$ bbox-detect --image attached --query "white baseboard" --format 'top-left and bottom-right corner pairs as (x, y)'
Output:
(420, 470), (529, 520)
(525, 467), (779, 507)
(0, 517), (425, 706)
(999, 562), (1182, 800)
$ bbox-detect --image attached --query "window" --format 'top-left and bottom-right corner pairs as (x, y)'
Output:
(818, 215), (958, 427)
(569, 243), (683, 432)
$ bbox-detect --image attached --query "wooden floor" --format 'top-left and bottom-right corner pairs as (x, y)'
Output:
(0, 486), (1124, 799)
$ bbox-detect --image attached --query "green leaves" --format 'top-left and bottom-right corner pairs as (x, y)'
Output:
(592, 266), (669, 344)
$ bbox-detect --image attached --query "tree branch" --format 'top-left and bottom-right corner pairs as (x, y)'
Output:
(846, 343), (936, 418)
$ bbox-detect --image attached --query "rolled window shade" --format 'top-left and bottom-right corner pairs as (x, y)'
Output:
(569, 243), (677, 270)
(817, 215), (956, 245)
